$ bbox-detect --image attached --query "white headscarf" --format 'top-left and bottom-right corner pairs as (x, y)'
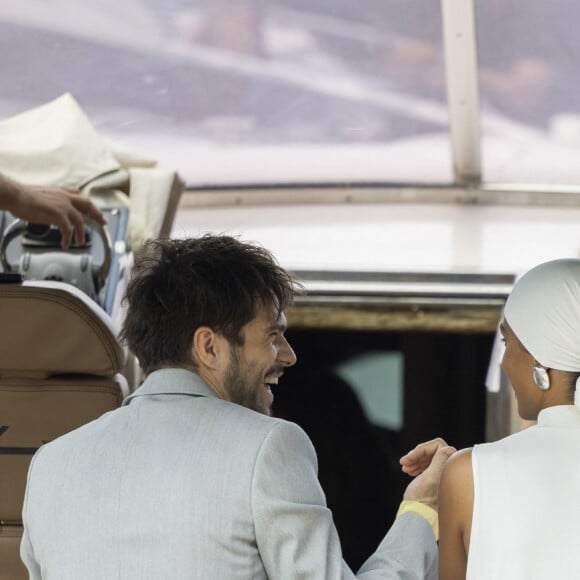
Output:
(504, 258), (580, 407)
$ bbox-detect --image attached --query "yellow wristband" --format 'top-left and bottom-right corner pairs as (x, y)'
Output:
(396, 500), (438, 540)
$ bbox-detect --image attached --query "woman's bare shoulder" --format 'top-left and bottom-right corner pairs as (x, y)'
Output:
(446, 447), (473, 468)
(441, 448), (474, 494)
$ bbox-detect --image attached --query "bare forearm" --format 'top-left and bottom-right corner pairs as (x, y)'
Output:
(0, 173), (24, 213)
(0, 172), (105, 248)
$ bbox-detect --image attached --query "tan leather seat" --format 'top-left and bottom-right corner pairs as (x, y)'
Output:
(0, 280), (128, 580)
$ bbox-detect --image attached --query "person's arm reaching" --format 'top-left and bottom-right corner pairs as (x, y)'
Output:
(252, 421), (454, 579)
(396, 437), (456, 540)
(0, 173), (105, 249)
(356, 443), (456, 579)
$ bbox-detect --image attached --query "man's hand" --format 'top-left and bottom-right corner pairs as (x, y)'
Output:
(400, 437), (451, 476)
(400, 438), (456, 510)
(1, 174), (106, 249)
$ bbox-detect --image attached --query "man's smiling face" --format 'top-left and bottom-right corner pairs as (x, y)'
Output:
(223, 303), (297, 415)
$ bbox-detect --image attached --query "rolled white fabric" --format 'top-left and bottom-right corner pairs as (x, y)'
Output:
(504, 258), (580, 374)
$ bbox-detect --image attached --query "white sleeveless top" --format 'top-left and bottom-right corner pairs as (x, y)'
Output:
(467, 405), (580, 579)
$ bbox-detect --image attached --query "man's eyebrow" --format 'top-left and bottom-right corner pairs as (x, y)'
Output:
(499, 321), (506, 334)
(266, 321), (287, 332)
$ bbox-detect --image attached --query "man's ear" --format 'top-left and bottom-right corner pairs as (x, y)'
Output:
(191, 326), (225, 370)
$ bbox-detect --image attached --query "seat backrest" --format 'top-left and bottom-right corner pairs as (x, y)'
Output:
(0, 279), (128, 580)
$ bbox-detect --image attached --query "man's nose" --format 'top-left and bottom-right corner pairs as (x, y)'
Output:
(278, 336), (297, 367)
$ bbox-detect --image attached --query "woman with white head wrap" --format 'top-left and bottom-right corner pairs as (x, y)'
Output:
(503, 258), (580, 410)
(438, 259), (580, 580)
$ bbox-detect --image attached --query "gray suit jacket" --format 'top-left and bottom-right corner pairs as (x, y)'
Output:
(21, 369), (437, 579)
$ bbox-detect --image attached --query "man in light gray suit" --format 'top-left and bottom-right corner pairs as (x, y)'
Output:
(21, 235), (454, 579)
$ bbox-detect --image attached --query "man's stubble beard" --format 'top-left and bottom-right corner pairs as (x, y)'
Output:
(223, 347), (272, 416)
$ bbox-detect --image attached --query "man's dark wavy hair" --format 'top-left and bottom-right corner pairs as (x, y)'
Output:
(120, 235), (297, 374)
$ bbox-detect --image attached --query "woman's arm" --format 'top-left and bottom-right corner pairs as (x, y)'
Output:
(438, 448), (474, 580)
